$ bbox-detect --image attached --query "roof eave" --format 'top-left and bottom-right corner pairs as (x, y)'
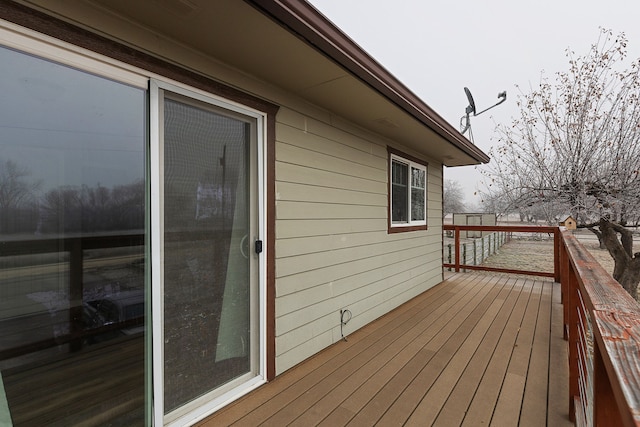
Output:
(245, 0), (490, 164)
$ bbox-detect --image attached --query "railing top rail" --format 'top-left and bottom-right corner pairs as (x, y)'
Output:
(443, 224), (558, 233)
(562, 230), (639, 315)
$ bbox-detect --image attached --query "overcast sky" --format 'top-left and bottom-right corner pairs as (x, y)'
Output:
(308, 0), (640, 208)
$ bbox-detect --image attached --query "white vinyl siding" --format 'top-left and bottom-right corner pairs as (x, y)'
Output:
(428, 165), (444, 228)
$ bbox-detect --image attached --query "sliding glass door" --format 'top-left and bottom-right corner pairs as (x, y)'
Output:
(0, 44), (147, 426)
(0, 31), (266, 426)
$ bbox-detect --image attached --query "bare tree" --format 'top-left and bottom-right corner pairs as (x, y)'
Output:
(41, 180), (144, 233)
(480, 29), (640, 299)
(0, 159), (41, 233)
(41, 186), (82, 233)
(443, 179), (466, 218)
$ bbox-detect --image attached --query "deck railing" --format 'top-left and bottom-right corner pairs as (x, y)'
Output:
(444, 224), (640, 426)
(443, 225), (561, 280)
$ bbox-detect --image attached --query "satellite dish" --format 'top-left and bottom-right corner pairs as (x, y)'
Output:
(464, 87), (476, 116)
(460, 87), (507, 138)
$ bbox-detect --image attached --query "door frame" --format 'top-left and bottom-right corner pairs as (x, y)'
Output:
(150, 79), (269, 426)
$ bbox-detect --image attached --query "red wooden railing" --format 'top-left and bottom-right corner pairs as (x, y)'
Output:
(561, 230), (640, 426)
(443, 225), (561, 280)
(444, 224), (640, 425)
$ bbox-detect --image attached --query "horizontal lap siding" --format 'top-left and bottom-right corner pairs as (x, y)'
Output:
(275, 108), (444, 374)
(428, 163), (443, 229)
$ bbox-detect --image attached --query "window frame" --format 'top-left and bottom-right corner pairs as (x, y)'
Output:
(388, 147), (428, 233)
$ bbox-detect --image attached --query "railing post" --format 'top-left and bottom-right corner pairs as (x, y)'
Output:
(454, 226), (460, 272)
(554, 228), (561, 283)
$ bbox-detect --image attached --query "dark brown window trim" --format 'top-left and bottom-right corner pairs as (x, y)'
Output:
(387, 146), (428, 234)
(388, 224), (427, 234)
(388, 146), (429, 167)
(0, 2), (278, 381)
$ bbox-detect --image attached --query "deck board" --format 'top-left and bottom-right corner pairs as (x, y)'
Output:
(210, 274), (466, 426)
(274, 273), (491, 426)
(460, 278), (535, 426)
(520, 280), (553, 427)
(548, 282), (572, 426)
(430, 276), (522, 426)
(238, 277), (471, 426)
(198, 273), (571, 427)
(255, 272), (478, 425)
(491, 278), (544, 426)
(341, 275), (505, 426)
(374, 276), (512, 426)
(403, 278), (518, 426)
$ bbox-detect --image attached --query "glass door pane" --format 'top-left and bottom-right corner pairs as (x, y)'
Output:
(161, 94), (255, 414)
(0, 45), (147, 426)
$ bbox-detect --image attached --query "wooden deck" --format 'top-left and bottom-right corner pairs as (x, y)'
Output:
(199, 273), (572, 426)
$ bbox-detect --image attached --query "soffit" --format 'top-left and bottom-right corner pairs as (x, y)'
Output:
(20, 0), (485, 166)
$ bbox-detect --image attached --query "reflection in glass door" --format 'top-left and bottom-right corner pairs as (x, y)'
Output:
(0, 44), (147, 427)
(152, 83), (263, 424)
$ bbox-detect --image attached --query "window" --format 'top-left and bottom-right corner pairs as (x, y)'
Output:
(389, 149), (427, 231)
